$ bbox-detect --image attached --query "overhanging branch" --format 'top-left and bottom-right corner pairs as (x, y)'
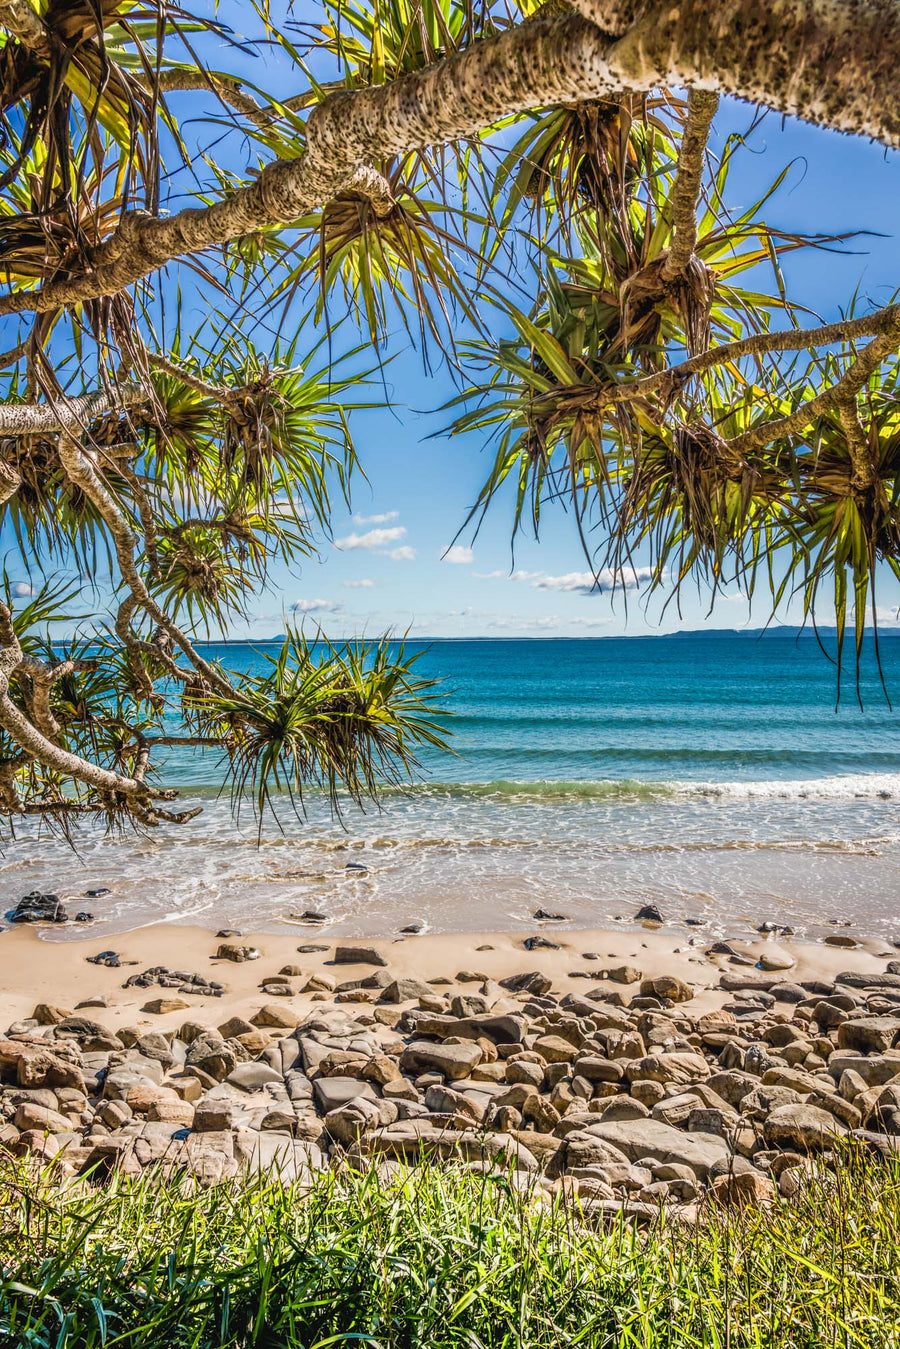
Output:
(3, 1), (898, 318)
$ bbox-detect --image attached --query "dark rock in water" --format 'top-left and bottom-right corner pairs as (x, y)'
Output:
(292, 911), (328, 923)
(297, 944), (329, 954)
(524, 936), (560, 951)
(9, 892), (67, 923)
(216, 929), (241, 938)
(757, 921), (794, 936)
(345, 861), (368, 872)
(533, 909), (567, 921)
(74, 912), (94, 922)
(684, 917), (707, 927)
(634, 905), (664, 924)
(400, 922), (424, 934)
(707, 941), (740, 956)
(84, 888), (110, 898)
(87, 951), (121, 968)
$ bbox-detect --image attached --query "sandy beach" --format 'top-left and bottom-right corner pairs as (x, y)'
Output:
(1, 919), (894, 1037)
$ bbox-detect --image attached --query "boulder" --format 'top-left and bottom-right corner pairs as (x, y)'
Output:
(378, 978), (435, 1004)
(215, 944), (260, 962)
(763, 1103), (846, 1152)
(625, 1052), (710, 1086)
(142, 997), (190, 1015)
(251, 1004), (301, 1030)
(399, 1040), (483, 1080)
(583, 1118), (730, 1178)
(313, 1076), (378, 1112)
(226, 1062), (283, 1092)
(837, 1017), (900, 1055)
(639, 976), (693, 1003)
(411, 1012), (526, 1045)
(334, 946), (388, 968)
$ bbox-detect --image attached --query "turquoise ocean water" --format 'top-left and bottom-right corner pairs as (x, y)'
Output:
(4, 630), (900, 941)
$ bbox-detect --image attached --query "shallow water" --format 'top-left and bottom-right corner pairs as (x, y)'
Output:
(4, 631), (900, 942)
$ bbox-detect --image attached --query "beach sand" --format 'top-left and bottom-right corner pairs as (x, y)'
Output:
(0, 920), (894, 1036)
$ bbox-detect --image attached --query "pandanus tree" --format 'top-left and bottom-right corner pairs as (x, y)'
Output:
(0, 0), (898, 834)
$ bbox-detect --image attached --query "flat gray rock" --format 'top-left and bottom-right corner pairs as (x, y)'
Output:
(313, 1076), (377, 1112)
(585, 1118), (730, 1177)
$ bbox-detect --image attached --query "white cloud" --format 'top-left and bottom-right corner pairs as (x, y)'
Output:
(474, 568), (543, 582)
(343, 578), (375, 589)
(443, 545), (474, 565)
(385, 545), (417, 561)
(532, 567), (655, 595)
(719, 591), (749, 605)
(335, 526), (406, 551)
(290, 598), (342, 614)
(11, 581), (35, 598)
(872, 605), (900, 626)
(353, 510), (398, 526)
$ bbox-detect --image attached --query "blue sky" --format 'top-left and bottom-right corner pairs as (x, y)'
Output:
(5, 16), (899, 641)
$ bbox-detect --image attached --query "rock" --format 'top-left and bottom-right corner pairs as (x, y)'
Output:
(86, 951), (121, 968)
(13, 1102), (72, 1134)
(634, 905), (664, 923)
(378, 978), (434, 1004)
(532, 1035), (578, 1063)
(533, 909), (567, 921)
(193, 1100), (234, 1132)
(758, 950), (795, 972)
(226, 1062), (283, 1092)
(825, 934), (859, 948)
(719, 971), (782, 992)
(313, 1076), (378, 1112)
(334, 946), (388, 967)
(837, 1017), (900, 1054)
(836, 971), (900, 991)
(498, 971), (551, 996)
(639, 976), (693, 1003)
(32, 1004), (72, 1026)
(185, 1033), (236, 1082)
(251, 1004), (301, 1030)
(424, 1084), (485, 1123)
(323, 1097), (386, 1143)
(411, 1012), (526, 1045)
(763, 1104), (846, 1152)
(147, 1099), (195, 1126)
(523, 936), (560, 951)
(399, 1040), (483, 1080)
(584, 1119), (729, 1178)
(215, 944), (260, 962)
(604, 966), (642, 985)
(625, 1052), (710, 1087)
(572, 1056), (625, 1085)
(8, 891), (68, 923)
(710, 1172), (776, 1206)
(142, 997), (190, 1015)
(0, 1038), (84, 1091)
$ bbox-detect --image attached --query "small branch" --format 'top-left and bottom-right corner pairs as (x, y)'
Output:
(153, 69), (311, 127)
(594, 305), (900, 406)
(662, 88), (718, 281)
(727, 311), (900, 459)
(146, 351), (226, 401)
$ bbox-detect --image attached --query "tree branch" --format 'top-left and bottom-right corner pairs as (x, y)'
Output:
(4, 1), (896, 319)
(662, 88), (718, 280)
(726, 309), (900, 459)
(605, 305), (900, 402)
(0, 385), (147, 436)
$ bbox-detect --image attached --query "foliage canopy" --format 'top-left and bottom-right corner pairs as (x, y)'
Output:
(0, 0), (897, 832)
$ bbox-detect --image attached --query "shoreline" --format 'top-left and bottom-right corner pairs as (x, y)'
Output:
(0, 919), (894, 1038)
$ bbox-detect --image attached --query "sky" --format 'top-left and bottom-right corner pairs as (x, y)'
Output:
(5, 9), (899, 641)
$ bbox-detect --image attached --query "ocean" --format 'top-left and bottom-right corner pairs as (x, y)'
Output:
(4, 630), (900, 942)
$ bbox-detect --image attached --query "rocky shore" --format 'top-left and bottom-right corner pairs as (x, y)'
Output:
(2, 922), (900, 1214)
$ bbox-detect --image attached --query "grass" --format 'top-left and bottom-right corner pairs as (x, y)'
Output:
(0, 1150), (899, 1348)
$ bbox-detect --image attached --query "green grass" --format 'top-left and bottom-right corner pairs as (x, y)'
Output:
(1, 1151), (899, 1348)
